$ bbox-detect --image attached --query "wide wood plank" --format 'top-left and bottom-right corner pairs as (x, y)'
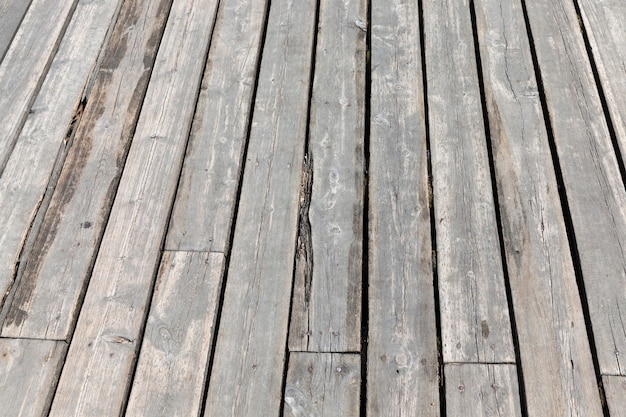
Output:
(288, 0), (365, 353)
(368, 0), (439, 415)
(525, 0), (626, 376)
(47, 0), (220, 414)
(165, 0), (268, 253)
(0, 0), (32, 62)
(445, 364), (522, 417)
(603, 376), (626, 417)
(425, 0), (514, 363)
(202, 0), (317, 414)
(284, 353), (360, 417)
(0, 0), (124, 309)
(1, 0), (173, 341)
(0, 339), (66, 417)
(125, 252), (225, 417)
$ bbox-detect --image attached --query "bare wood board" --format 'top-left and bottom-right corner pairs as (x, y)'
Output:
(0, 0), (32, 62)
(603, 375), (626, 417)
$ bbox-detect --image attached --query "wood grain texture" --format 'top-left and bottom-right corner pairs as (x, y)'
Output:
(368, 0), (439, 415)
(475, 0), (605, 414)
(603, 376), (626, 417)
(165, 0), (267, 253)
(284, 353), (360, 417)
(288, 0), (365, 353)
(0, 0), (32, 62)
(425, 0), (514, 363)
(524, 0), (626, 377)
(445, 364), (522, 417)
(125, 252), (225, 417)
(47, 0), (220, 415)
(0, 0), (124, 309)
(202, 0), (317, 414)
(0, 339), (66, 417)
(1, 0), (172, 341)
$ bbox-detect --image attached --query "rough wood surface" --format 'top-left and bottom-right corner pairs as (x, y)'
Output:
(125, 252), (225, 417)
(47, 0), (220, 415)
(202, 0), (316, 414)
(165, 0), (267, 253)
(475, 0), (605, 414)
(367, 0), (439, 415)
(525, 0), (626, 377)
(603, 376), (626, 417)
(0, 0), (123, 309)
(1, 0), (172, 341)
(0, 339), (66, 417)
(445, 364), (522, 417)
(288, 0), (365, 353)
(0, 0), (32, 62)
(425, 0), (514, 363)
(284, 353), (360, 417)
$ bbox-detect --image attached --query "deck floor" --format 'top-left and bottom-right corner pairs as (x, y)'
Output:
(1, 0), (626, 415)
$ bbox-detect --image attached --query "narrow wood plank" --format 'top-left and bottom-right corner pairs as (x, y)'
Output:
(202, 0), (317, 414)
(165, 0), (268, 253)
(288, 0), (365, 353)
(1, 0), (173, 341)
(445, 364), (522, 417)
(47, 0), (220, 414)
(525, 0), (626, 376)
(0, 0), (32, 62)
(425, 0), (514, 363)
(474, 0), (605, 414)
(603, 376), (626, 417)
(125, 251), (225, 417)
(0, 339), (66, 417)
(368, 0), (439, 415)
(0, 0), (78, 173)
(0, 0), (124, 308)
(284, 353), (360, 417)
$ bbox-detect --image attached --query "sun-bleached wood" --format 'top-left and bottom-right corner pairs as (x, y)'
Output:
(603, 376), (626, 417)
(288, 0), (365, 353)
(0, 0), (32, 61)
(47, 0), (220, 415)
(203, 0), (317, 414)
(368, 0), (439, 415)
(1, 0), (173, 341)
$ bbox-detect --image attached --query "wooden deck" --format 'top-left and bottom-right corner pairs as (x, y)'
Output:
(1, 0), (625, 415)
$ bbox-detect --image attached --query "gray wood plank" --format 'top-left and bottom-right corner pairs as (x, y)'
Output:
(0, 339), (66, 417)
(603, 376), (626, 417)
(0, 0), (78, 174)
(425, 0), (514, 363)
(525, 0), (626, 376)
(284, 352), (360, 417)
(288, 0), (365, 353)
(165, 0), (268, 253)
(445, 364), (522, 417)
(202, 0), (317, 414)
(46, 0), (220, 414)
(0, 0), (32, 62)
(368, 0), (439, 415)
(0, 0), (124, 309)
(1, 0), (173, 341)
(474, 0), (605, 414)
(125, 251), (225, 417)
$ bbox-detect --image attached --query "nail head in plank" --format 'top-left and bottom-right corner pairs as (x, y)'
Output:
(368, 0), (439, 415)
(0, 0), (32, 62)
(603, 375), (626, 417)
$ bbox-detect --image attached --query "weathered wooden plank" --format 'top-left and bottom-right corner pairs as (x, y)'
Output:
(202, 0), (317, 414)
(0, 0), (124, 309)
(603, 376), (626, 417)
(125, 251), (225, 417)
(425, 0), (514, 363)
(0, 0), (32, 62)
(445, 364), (522, 417)
(0, 339), (66, 417)
(1, 0), (173, 341)
(524, 0), (626, 376)
(0, 0), (78, 173)
(474, 0), (605, 414)
(165, 0), (268, 253)
(368, 0), (439, 415)
(46, 0), (220, 415)
(284, 353), (360, 417)
(288, 0), (365, 353)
